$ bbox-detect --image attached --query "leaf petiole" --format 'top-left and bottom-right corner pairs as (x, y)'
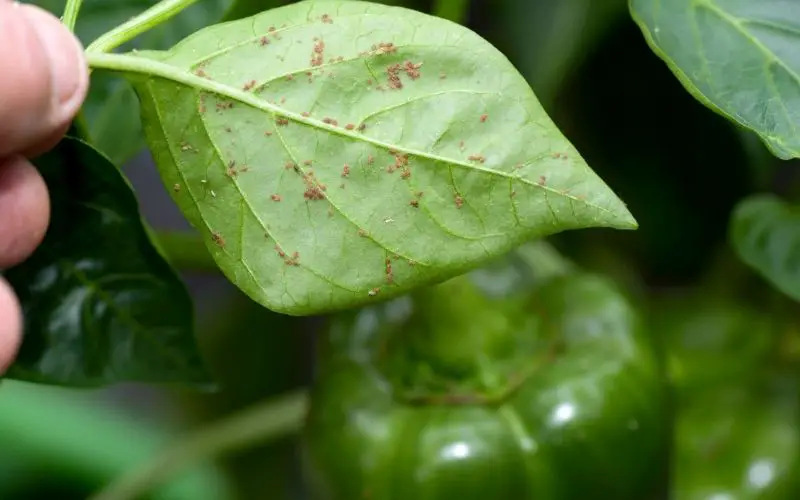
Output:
(61, 0), (83, 32)
(86, 0), (200, 54)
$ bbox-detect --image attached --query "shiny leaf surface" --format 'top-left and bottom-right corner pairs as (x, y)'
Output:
(4, 137), (210, 387)
(731, 194), (800, 302)
(93, 0), (636, 316)
(629, 0), (800, 159)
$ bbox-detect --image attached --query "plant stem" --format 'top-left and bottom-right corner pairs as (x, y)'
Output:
(154, 230), (218, 273)
(433, 0), (471, 24)
(61, 0), (83, 32)
(89, 391), (309, 500)
(86, 0), (200, 54)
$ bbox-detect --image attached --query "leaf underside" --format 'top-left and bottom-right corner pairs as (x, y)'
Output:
(3, 138), (211, 387)
(731, 194), (800, 302)
(114, 0), (635, 315)
(630, 0), (800, 159)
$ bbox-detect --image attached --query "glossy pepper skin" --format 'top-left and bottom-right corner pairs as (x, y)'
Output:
(659, 300), (800, 499)
(303, 254), (667, 500)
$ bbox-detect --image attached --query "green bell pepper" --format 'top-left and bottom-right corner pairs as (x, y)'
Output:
(302, 248), (667, 499)
(658, 300), (800, 499)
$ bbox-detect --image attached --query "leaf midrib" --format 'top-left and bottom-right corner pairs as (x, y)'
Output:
(87, 52), (619, 217)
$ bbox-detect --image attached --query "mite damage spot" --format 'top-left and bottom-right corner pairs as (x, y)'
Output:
(321, 13), (333, 24)
(367, 155), (375, 165)
(173, 183), (181, 192)
(538, 175), (546, 186)
(301, 111), (311, 117)
(480, 114), (488, 123)
(357, 123), (366, 131)
(341, 164), (350, 177)
(403, 60), (422, 80)
(373, 42), (397, 55)
(385, 258), (394, 284)
(409, 199), (419, 208)
(275, 117), (289, 126)
(458, 141), (465, 151)
(226, 160), (238, 177)
(358, 229), (368, 237)
(285, 161), (297, 170)
(242, 80), (257, 91)
(271, 194), (282, 202)
(303, 160), (313, 166)
(224, 126), (232, 133)
(368, 287), (381, 296)
(284, 251), (300, 266)
(286, 74), (295, 81)
(259, 36), (270, 46)
(194, 68), (208, 78)
(454, 195), (464, 208)
(303, 171), (327, 200)
(439, 72), (447, 79)
(275, 244), (286, 258)
(468, 154), (486, 164)
(180, 142), (194, 152)
(345, 123), (355, 130)
(386, 63), (403, 90)
(400, 168), (411, 179)
(265, 130), (273, 137)
(216, 102), (234, 111)
(211, 231), (225, 247)
(311, 38), (325, 66)
(322, 117), (339, 126)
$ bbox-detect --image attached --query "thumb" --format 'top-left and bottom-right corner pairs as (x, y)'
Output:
(0, 1), (89, 157)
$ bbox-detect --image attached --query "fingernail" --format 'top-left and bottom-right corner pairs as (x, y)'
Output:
(20, 5), (88, 118)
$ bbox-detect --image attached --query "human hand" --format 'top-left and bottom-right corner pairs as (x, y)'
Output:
(0, 1), (89, 373)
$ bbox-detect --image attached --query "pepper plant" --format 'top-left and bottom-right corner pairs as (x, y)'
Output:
(4, 0), (800, 499)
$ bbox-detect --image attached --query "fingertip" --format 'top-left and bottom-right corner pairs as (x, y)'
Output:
(0, 277), (22, 375)
(0, 156), (50, 269)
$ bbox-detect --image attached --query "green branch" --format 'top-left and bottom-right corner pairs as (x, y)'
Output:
(89, 391), (308, 500)
(61, 0), (83, 32)
(86, 0), (200, 54)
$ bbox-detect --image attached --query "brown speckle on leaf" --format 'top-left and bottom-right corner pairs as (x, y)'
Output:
(321, 13), (333, 23)
(212, 231), (225, 247)
(357, 123), (366, 131)
(194, 68), (208, 78)
(403, 60), (422, 80)
(259, 36), (270, 46)
(401, 168), (411, 180)
(386, 63), (403, 90)
(374, 42), (396, 55)
(454, 195), (464, 208)
(303, 171), (327, 201)
(265, 130), (273, 137)
(286, 74), (295, 81)
(358, 229), (368, 237)
(439, 71), (447, 79)
(275, 244), (286, 258)
(538, 175), (546, 186)
(224, 126), (232, 133)
(459, 141), (465, 151)
(284, 251), (300, 266)
(301, 111), (310, 117)
(468, 154), (485, 163)
(341, 164), (350, 177)
(303, 160), (313, 166)
(180, 142), (194, 152)
(226, 160), (238, 177)
(216, 102), (234, 111)
(345, 123), (355, 130)
(271, 194), (282, 202)
(368, 287), (381, 296)
(311, 39), (325, 66)
(173, 183), (181, 192)
(480, 114), (488, 123)
(322, 117), (338, 126)
(284, 161), (296, 170)
(385, 258), (393, 284)
(243, 80), (257, 91)
(367, 155), (375, 165)
(410, 199), (419, 208)
(275, 117), (289, 126)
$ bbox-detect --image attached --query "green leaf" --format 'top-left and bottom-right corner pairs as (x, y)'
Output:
(24, 0), (231, 165)
(91, 0), (636, 316)
(629, 0), (800, 159)
(730, 194), (800, 302)
(4, 137), (211, 387)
